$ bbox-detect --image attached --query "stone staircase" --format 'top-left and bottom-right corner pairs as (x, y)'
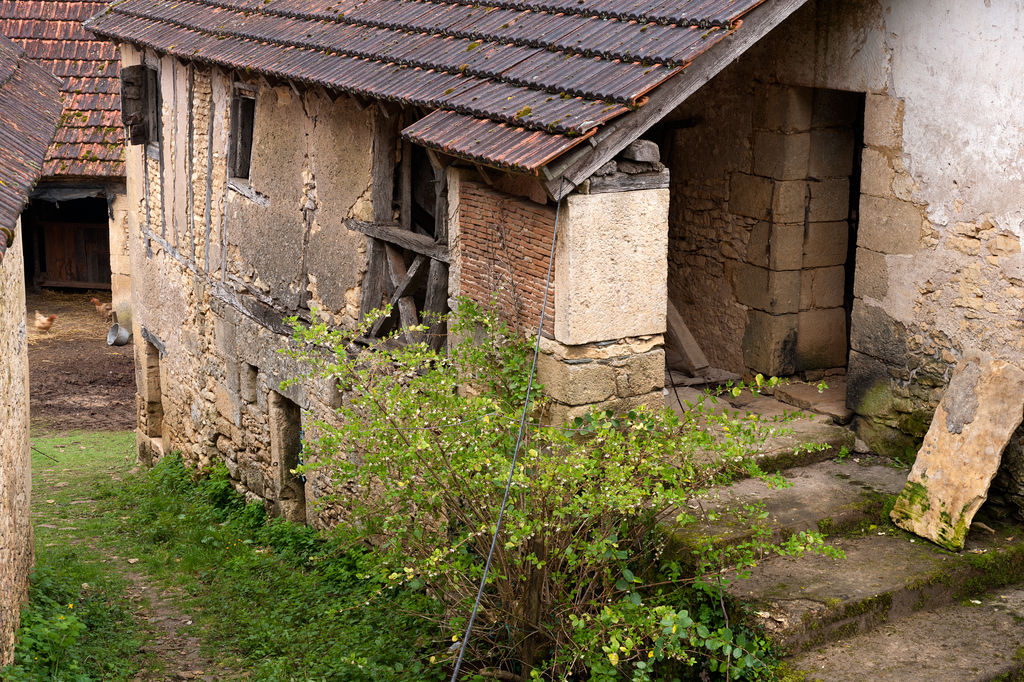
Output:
(665, 380), (1024, 681)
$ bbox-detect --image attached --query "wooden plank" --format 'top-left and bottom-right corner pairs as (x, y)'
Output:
(371, 247), (426, 342)
(400, 140), (413, 231)
(587, 169), (670, 194)
(423, 259), (449, 350)
(359, 238), (385, 319)
(666, 299), (710, 374)
(346, 219), (449, 263)
(372, 104), (397, 224)
(433, 161), (449, 244)
(542, 0), (811, 200)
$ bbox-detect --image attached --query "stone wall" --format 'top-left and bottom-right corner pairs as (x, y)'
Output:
(123, 45), (374, 524)
(0, 225), (31, 665)
(666, 0), (1024, 513)
(667, 63), (859, 377)
(449, 167), (670, 426)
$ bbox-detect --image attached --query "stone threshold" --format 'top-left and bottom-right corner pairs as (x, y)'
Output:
(726, 523), (1024, 653)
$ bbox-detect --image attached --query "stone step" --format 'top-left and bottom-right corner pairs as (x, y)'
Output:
(774, 378), (854, 425)
(666, 385), (856, 472)
(666, 458), (908, 559)
(788, 585), (1024, 681)
(724, 519), (1024, 653)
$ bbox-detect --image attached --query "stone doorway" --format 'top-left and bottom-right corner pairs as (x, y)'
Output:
(663, 83), (865, 384)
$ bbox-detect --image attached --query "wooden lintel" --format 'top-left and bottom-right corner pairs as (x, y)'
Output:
(346, 219), (450, 263)
(542, 0), (811, 201)
(587, 169), (670, 194)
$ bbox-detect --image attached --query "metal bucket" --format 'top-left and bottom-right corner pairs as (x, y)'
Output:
(107, 312), (132, 346)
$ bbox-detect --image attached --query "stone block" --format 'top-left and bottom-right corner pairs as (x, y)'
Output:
(859, 148), (895, 198)
(800, 266), (846, 310)
(728, 262), (800, 314)
(755, 84), (813, 132)
(852, 247), (888, 300)
(753, 131), (810, 180)
(891, 350), (1024, 550)
(858, 195), (924, 254)
(729, 173), (773, 220)
(807, 178), (850, 222)
(846, 349), (896, 417)
(772, 180), (807, 224)
(535, 353), (616, 406)
(240, 363), (259, 403)
(849, 299), (909, 366)
(808, 128), (855, 178)
(796, 308), (848, 370)
(747, 221), (804, 271)
(620, 139), (660, 163)
(802, 221), (849, 268)
(554, 189), (668, 345)
(863, 94), (904, 150)
(853, 415), (921, 464)
(215, 384), (241, 427)
(546, 390), (665, 426)
(610, 348), (665, 397)
(742, 310), (798, 376)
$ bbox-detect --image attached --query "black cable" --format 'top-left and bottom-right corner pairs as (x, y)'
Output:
(449, 179), (565, 681)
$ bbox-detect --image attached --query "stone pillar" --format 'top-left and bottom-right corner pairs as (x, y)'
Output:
(539, 179), (669, 425)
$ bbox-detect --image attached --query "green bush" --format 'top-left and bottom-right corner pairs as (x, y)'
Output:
(285, 300), (838, 680)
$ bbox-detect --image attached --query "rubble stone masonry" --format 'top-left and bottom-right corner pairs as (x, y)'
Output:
(0, 226), (31, 665)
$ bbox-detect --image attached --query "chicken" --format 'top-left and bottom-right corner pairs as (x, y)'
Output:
(34, 310), (57, 332)
(90, 297), (113, 321)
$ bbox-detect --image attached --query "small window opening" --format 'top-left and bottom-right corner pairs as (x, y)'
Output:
(120, 64), (160, 146)
(269, 391), (307, 523)
(229, 91), (256, 180)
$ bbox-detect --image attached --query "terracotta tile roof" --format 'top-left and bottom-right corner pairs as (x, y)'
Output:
(86, 0), (767, 172)
(0, 34), (61, 264)
(0, 1), (124, 179)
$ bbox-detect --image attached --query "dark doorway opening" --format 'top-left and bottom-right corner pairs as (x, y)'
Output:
(22, 196), (111, 290)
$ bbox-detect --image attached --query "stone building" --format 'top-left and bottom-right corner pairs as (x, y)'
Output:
(0, 1), (130, 319)
(86, 0), (1024, 521)
(0, 34), (62, 666)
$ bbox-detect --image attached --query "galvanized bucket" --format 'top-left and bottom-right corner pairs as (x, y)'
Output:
(107, 311), (132, 346)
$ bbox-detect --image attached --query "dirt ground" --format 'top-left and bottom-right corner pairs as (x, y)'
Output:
(27, 289), (136, 431)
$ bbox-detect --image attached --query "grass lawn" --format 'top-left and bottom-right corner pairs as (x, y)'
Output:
(4, 431), (444, 681)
